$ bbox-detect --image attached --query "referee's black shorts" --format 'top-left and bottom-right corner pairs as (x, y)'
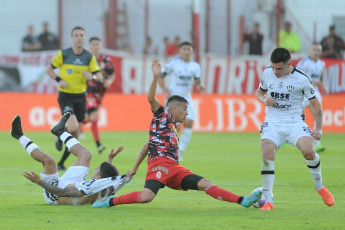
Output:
(58, 91), (86, 122)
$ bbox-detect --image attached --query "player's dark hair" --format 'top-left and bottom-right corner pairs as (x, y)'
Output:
(71, 26), (85, 36)
(100, 162), (119, 178)
(179, 41), (193, 49)
(270, 47), (291, 64)
(167, 95), (188, 106)
(89, 36), (101, 43)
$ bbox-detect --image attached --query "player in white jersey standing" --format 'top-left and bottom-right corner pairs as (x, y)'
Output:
(297, 43), (327, 153)
(11, 113), (130, 205)
(158, 41), (205, 161)
(256, 47), (334, 211)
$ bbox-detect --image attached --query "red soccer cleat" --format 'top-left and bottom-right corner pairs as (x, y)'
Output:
(316, 187), (334, 206)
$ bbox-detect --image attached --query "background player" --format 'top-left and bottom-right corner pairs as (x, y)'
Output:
(46, 26), (103, 170)
(256, 47), (334, 211)
(83, 36), (116, 153)
(92, 58), (261, 208)
(158, 41), (205, 161)
(297, 43), (327, 153)
(11, 113), (130, 205)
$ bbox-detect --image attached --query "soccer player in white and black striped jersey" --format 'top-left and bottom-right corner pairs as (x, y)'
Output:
(297, 43), (327, 153)
(11, 113), (130, 205)
(256, 47), (334, 210)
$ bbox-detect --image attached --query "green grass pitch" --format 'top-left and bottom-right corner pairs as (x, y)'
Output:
(0, 131), (344, 229)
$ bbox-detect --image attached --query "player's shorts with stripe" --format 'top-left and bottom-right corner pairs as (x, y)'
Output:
(146, 156), (193, 190)
(58, 91), (86, 122)
(40, 166), (89, 204)
(260, 121), (313, 149)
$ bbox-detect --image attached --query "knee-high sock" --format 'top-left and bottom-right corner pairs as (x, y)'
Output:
(261, 160), (275, 204)
(111, 191), (142, 206)
(91, 120), (100, 142)
(179, 127), (192, 154)
(306, 153), (323, 190)
(57, 132), (80, 166)
(205, 185), (242, 203)
(19, 136), (39, 156)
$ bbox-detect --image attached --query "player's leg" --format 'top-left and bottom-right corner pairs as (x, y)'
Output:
(178, 119), (193, 161)
(180, 174), (260, 207)
(92, 180), (163, 208)
(296, 136), (334, 206)
(52, 113), (92, 168)
(89, 107), (105, 154)
(11, 115), (57, 174)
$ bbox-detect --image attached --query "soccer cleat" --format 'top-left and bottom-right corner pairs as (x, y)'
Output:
(315, 144), (326, 153)
(316, 187), (334, 206)
(92, 196), (114, 208)
(51, 112), (71, 137)
(11, 115), (24, 139)
(260, 202), (274, 211)
(240, 189), (261, 207)
(97, 144), (106, 154)
(57, 164), (66, 171)
(55, 136), (63, 151)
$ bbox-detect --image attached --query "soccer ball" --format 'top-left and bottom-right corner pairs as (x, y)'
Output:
(252, 187), (266, 208)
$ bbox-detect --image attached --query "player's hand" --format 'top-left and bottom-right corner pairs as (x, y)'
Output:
(108, 146), (124, 160)
(23, 171), (40, 184)
(264, 97), (276, 106)
(151, 58), (162, 78)
(126, 168), (136, 178)
(311, 129), (322, 141)
(103, 79), (112, 88)
(59, 80), (68, 88)
(198, 84), (206, 93)
(82, 70), (93, 80)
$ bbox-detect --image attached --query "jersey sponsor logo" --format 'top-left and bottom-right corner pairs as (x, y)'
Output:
(73, 58), (83, 65)
(279, 82), (284, 88)
(272, 103), (291, 109)
(156, 171), (162, 179)
(152, 166), (169, 175)
(179, 75), (192, 80)
(310, 88), (315, 94)
(270, 92), (290, 100)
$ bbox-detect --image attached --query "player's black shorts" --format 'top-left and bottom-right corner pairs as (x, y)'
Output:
(58, 91), (86, 122)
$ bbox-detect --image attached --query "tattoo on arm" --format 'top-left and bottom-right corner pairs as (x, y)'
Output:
(38, 180), (83, 197)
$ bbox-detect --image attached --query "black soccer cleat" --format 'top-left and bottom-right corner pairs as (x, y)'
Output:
(11, 115), (24, 140)
(51, 112), (71, 137)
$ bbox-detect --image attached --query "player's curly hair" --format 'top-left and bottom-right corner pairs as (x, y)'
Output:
(270, 47), (291, 64)
(100, 162), (119, 178)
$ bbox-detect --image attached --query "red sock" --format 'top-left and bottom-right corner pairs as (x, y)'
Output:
(205, 185), (241, 203)
(113, 191), (142, 205)
(91, 120), (100, 142)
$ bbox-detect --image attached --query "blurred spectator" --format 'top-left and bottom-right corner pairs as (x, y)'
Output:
(244, 22), (263, 55)
(22, 25), (41, 52)
(38, 22), (59, 51)
(164, 36), (178, 56)
(278, 22), (301, 53)
(173, 36), (181, 51)
(143, 36), (158, 55)
(320, 25), (345, 59)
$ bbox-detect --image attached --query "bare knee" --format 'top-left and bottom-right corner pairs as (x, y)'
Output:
(140, 193), (154, 203)
(41, 155), (56, 168)
(301, 148), (315, 160)
(197, 178), (214, 191)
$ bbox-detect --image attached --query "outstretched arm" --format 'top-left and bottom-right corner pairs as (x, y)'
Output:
(148, 58), (162, 113)
(23, 171), (84, 197)
(126, 141), (149, 178)
(107, 146), (124, 163)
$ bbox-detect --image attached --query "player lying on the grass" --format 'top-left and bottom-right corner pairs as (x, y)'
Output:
(92, 58), (261, 208)
(11, 112), (130, 205)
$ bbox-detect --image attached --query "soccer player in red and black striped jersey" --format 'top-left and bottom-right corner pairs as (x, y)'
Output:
(92, 58), (261, 208)
(84, 37), (115, 153)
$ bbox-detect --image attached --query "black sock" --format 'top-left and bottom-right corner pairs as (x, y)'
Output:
(96, 141), (101, 147)
(109, 197), (114, 207)
(58, 147), (71, 166)
(237, 196), (244, 204)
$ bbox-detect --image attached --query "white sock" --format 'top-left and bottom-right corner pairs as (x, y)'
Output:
(306, 153), (323, 190)
(179, 127), (192, 155)
(19, 136), (39, 156)
(261, 160), (275, 204)
(60, 132), (80, 150)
